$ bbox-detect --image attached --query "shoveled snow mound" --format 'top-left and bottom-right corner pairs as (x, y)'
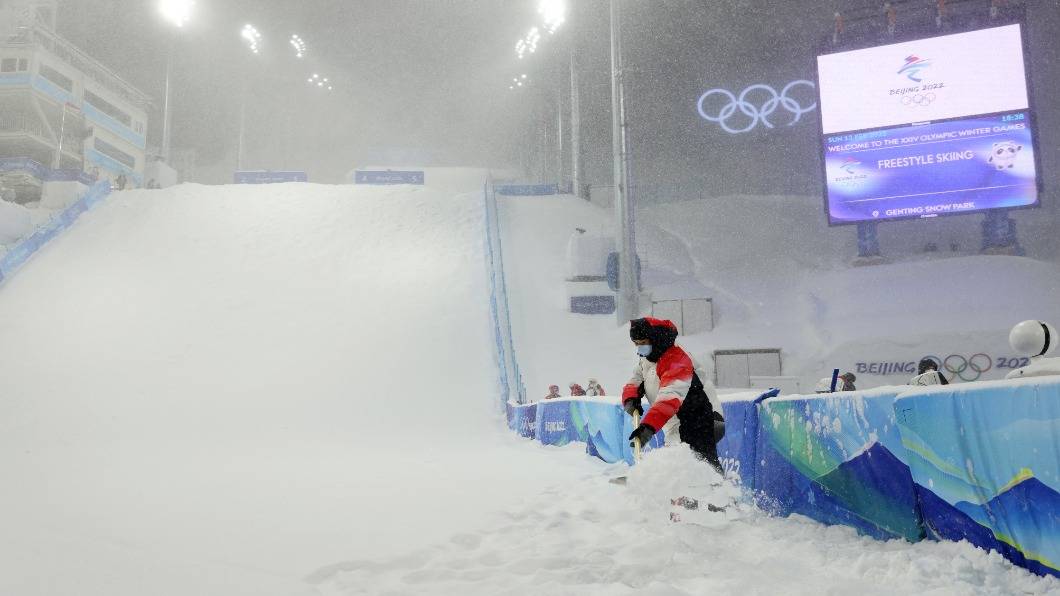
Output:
(0, 180), (579, 595)
(313, 445), (1059, 595)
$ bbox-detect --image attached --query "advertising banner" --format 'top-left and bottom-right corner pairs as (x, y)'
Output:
(896, 379), (1060, 577)
(234, 171), (308, 184)
(824, 112), (1038, 223)
(353, 170), (424, 185)
(756, 388), (924, 541)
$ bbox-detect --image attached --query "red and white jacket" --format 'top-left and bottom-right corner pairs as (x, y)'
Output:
(621, 345), (721, 432)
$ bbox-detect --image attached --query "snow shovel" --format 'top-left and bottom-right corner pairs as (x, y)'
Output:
(631, 410), (642, 462)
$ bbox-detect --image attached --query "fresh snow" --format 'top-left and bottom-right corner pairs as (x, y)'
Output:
(0, 180), (1054, 594)
(314, 446), (1059, 596)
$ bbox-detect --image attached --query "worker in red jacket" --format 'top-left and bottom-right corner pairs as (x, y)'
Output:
(622, 317), (725, 471)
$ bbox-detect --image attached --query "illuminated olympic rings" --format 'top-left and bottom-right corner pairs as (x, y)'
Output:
(696, 80), (818, 134)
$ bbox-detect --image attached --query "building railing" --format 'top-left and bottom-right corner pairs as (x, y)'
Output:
(3, 22), (150, 109)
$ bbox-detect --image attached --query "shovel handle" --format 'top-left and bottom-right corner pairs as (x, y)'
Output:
(632, 410), (642, 462)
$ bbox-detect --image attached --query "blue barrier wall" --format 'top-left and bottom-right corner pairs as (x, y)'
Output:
(755, 388), (924, 541)
(505, 380), (1060, 578)
(0, 180), (112, 285)
(506, 398), (664, 465)
(897, 379), (1060, 577)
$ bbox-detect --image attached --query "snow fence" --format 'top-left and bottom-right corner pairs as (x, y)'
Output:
(506, 377), (1060, 578)
(0, 180), (112, 286)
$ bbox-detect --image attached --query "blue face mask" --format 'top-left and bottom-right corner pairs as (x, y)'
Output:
(636, 344), (652, 357)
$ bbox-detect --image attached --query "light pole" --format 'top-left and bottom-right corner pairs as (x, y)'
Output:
(236, 24), (262, 171)
(610, 0), (638, 322)
(569, 48), (581, 197)
(157, 0), (193, 164)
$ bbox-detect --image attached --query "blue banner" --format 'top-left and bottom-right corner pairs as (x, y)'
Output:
(234, 171), (308, 184)
(897, 380), (1060, 578)
(506, 399), (663, 465)
(756, 388), (924, 541)
(0, 158), (49, 180)
(495, 183), (571, 196)
(353, 170), (424, 185)
(45, 169), (97, 184)
(506, 402), (537, 439)
(716, 393), (776, 485)
(824, 112), (1039, 224)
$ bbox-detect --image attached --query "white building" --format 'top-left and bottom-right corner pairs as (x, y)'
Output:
(0, 1), (150, 199)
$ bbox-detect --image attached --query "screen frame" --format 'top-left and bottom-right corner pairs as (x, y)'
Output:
(815, 21), (1044, 227)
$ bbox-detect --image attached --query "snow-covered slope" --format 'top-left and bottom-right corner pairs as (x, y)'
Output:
(498, 195), (640, 400)
(0, 179), (586, 595)
(499, 191), (1060, 393)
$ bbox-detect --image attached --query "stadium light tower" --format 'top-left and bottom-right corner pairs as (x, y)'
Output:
(538, 0), (567, 34)
(158, 0), (193, 28)
(158, 0), (194, 163)
(241, 24), (262, 54)
(307, 73), (333, 91)
(237, 24), (262, 171)
(290, 34), (307, 59)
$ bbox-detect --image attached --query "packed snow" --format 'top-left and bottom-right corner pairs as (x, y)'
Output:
(314, 446), (1059, 596)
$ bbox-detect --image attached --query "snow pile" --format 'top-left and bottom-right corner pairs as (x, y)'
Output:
(498, 194), (1060, 391)
(0, 197), (32, 244)
(313, 445), (1059, 595)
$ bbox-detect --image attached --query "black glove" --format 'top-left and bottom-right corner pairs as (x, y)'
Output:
(628, 423), (656, 448)
(623, 399), (643, 417)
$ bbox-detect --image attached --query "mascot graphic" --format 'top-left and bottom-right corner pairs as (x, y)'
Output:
(988, 140), (1022, 170)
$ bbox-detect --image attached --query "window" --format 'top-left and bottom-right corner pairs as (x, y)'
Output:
(94, 138), (136, 169)
(0, 58), (25, 72)
(84, 89), (132, 127)
(38, 63), (73, 92)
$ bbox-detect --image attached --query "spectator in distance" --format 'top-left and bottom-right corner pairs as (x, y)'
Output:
(840, 372), (856, 391)
(585, 378), (606, 397)
(910, 358), (949, 386)
(544, 385), (561, 400)
(568, 382), (586, 397)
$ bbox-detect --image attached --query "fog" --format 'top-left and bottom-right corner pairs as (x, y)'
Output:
(4, 1), (1060, 594)
(52, 1), (1059, 203)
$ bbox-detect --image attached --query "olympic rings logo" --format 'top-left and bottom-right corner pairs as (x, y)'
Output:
(922, 353), (993, 382)
(901, 93), (936, 107)
(696, 80), (818, 134)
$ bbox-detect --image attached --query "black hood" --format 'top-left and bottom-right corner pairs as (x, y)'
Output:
(918, 358), (939, 375)
(630, 317), (679, 362)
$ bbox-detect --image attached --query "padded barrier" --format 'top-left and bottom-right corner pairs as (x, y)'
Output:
(0, 180), (112, 284)
(897, 378), (1060, 577)
(755, 387), (924, 542)
(506, 380), (1060, 577)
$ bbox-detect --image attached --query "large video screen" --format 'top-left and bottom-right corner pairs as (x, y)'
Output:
(817, 24), (1040, 225)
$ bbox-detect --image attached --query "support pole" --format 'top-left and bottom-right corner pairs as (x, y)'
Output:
(161, 37), (174, 163)
(610, 0), (638, 322)
(570, 50), (582, 198)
